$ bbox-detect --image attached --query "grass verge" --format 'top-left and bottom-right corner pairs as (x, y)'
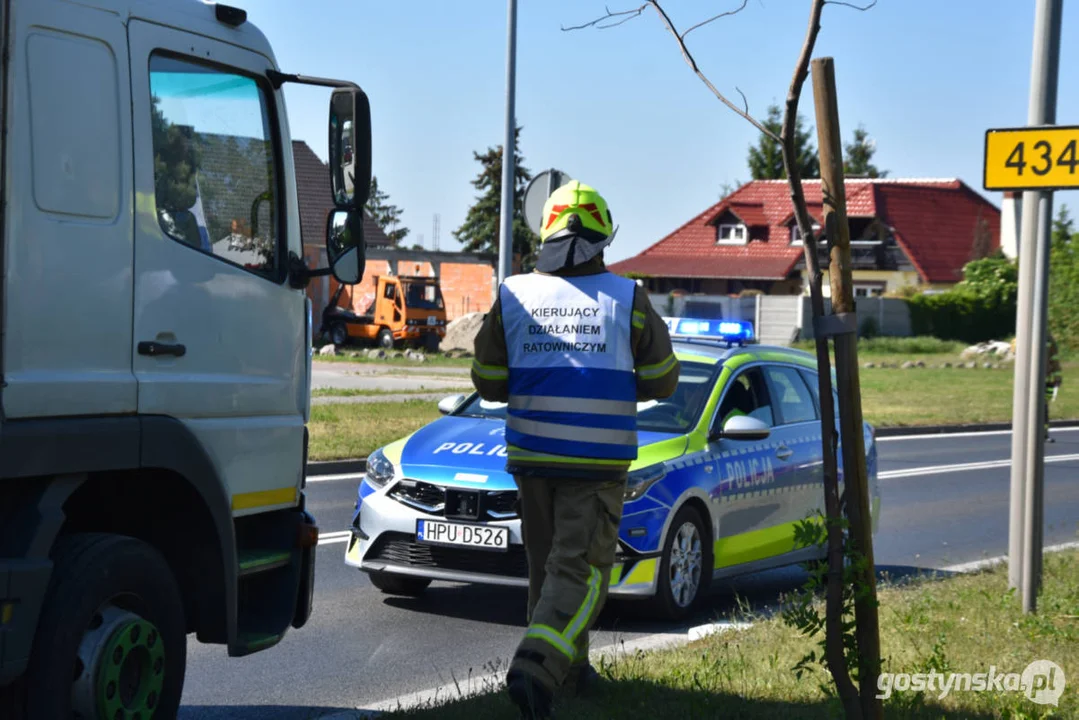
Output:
(308, 400), (443, 460)
(860, 359), (1079, 427)
(378, 550), (1079, 719)
(791, 336), (969, 355)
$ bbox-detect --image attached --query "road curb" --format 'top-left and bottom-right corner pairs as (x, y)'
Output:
(304, 419), (1079, 476)
(307, 459), (366, 476)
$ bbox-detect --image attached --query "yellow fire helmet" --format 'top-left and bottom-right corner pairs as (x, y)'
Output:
(536, 180), (618, 273)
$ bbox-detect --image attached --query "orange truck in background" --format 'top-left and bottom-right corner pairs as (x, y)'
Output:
(320, 274), (447, 351)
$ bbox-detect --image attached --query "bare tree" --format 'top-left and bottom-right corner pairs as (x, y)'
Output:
(565, 2), (878, 718)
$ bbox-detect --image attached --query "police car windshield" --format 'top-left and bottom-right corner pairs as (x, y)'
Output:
(454, 361), (715, 435)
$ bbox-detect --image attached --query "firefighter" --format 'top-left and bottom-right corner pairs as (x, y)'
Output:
(471, 180), (679, 718)
(1046, 333), (1063, 443)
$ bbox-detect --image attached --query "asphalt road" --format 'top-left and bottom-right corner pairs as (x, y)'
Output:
(178, 427), (1079, 718)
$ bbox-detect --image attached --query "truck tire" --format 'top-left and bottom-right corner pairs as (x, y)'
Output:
(330, 323), (348, 346)
(646, 504), (713, 621)
(424, 332), (440, 352)
(367, 571), (431, 597)
(23, 533), (187, 720)
(377, 328), (395, 350)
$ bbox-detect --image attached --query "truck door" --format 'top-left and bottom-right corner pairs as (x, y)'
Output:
(128, 21), (307, 511)
(2, 0), (136, 419)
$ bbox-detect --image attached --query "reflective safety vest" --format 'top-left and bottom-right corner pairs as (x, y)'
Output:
(500, 271), (638, 461)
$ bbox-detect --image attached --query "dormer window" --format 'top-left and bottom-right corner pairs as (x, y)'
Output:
(717, 223), (747, 245)
(790, 222), (821, 246)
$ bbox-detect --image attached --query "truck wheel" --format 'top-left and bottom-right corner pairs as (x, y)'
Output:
(377, 328), (395, 350)
(647, 505), (713, 621)
(23, 533), (186, 720)
(424, 332), (441, 352)
(330, 323), (348, 347)
(367, 571), (431, 596)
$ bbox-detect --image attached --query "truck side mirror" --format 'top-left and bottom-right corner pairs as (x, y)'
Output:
(326, 210), (365, 284)
(329, 87), (371, 210)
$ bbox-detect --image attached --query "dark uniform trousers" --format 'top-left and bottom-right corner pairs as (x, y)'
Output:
(509, 472), (626, 693)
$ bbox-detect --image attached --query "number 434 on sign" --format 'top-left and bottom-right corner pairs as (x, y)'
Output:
(984, 126), (1079, 191)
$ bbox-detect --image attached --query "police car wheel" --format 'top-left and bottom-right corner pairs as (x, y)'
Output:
(368, 571), (431, 596)
(649, 505), (712, 621)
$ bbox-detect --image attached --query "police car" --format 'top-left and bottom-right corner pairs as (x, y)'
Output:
(344, 318), (880, 620)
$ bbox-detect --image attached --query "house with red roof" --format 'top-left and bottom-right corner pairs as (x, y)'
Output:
(609, 178), (1001, 298)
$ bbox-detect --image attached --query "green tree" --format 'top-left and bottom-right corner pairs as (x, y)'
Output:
(747, 104), (819, 180)
(365, 175), (409, 245)
(151, 95), (200, 221)
(453, 125), (539, 269)
(843, 124), (887, 178)
(1050, 204), (1079, 351)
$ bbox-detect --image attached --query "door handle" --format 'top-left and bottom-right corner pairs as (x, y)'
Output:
(138, 341), (186, 357)
(775, 446), (794, 461)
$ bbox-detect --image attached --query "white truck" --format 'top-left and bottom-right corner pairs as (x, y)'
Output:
(0, 0), (370, 716)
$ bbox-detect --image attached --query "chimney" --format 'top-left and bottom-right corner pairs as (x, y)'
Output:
(1000, 191), (1021, 260)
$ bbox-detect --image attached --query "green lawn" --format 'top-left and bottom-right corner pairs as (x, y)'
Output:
(378, 550), (1079, 719)
(859, 359), (1079, 427)
(308, 400), (443, 460)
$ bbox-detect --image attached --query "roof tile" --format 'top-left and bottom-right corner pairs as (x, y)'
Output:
(609, 178), (999, 283)
(292, 140), (392, 249)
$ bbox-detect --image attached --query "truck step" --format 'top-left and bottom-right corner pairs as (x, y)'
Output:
(235, 630), (285, 655)
(238, 549), (291, 577)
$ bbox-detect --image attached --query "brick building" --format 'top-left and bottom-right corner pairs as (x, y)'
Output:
(292, 141), (495, 326)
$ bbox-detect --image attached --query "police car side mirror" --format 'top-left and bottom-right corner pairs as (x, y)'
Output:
(713, 414), (771, 441)
(438, 394), (466, 415)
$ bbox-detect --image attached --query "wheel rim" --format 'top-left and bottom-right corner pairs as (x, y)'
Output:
(71, 604), (166, 720)
(667, 521), (703, 608)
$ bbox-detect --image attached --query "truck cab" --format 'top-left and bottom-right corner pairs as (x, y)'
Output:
(0, 1), (371, 716)
(322, 274), (448, 351)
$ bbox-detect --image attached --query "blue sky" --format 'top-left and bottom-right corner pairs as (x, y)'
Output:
(245, 0), (1079, 262)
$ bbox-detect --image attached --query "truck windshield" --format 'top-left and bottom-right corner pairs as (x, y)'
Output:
(453, 360), (716, 435)
(404, 282), (443, 310)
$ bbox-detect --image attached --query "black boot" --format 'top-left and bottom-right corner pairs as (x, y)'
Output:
(507, 670), (553, 719)
(564, 662), (602, 697)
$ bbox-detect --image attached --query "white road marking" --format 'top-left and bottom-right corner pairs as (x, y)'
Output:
(878, 426), (1079, 442)
(318, 530), (352, 546)
(880, 453), (1079, 480)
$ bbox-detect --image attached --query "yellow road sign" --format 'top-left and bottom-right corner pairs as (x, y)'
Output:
(984, 126), (1079, 191)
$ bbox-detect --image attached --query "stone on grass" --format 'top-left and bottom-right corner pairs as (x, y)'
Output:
(318, 344), (337, 356)
(367, 348), (386, 360)
(901, 361), (916, 369)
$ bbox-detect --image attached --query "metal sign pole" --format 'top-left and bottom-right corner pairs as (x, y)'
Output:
(1009, 0), (1062, 612)
(497, 0), (518, 286)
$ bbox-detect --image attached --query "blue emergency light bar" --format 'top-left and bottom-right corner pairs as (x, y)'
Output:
(663, 317), (754, 346)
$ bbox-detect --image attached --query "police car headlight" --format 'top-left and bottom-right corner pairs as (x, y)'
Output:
(365, 448), (395, 489)
(625, 464), (667, 501)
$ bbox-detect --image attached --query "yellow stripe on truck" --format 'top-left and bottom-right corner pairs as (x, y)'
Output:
(231, 487), (298, 512)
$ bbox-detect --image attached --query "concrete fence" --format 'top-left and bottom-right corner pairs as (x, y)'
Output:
(649, 293), (912, 346)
